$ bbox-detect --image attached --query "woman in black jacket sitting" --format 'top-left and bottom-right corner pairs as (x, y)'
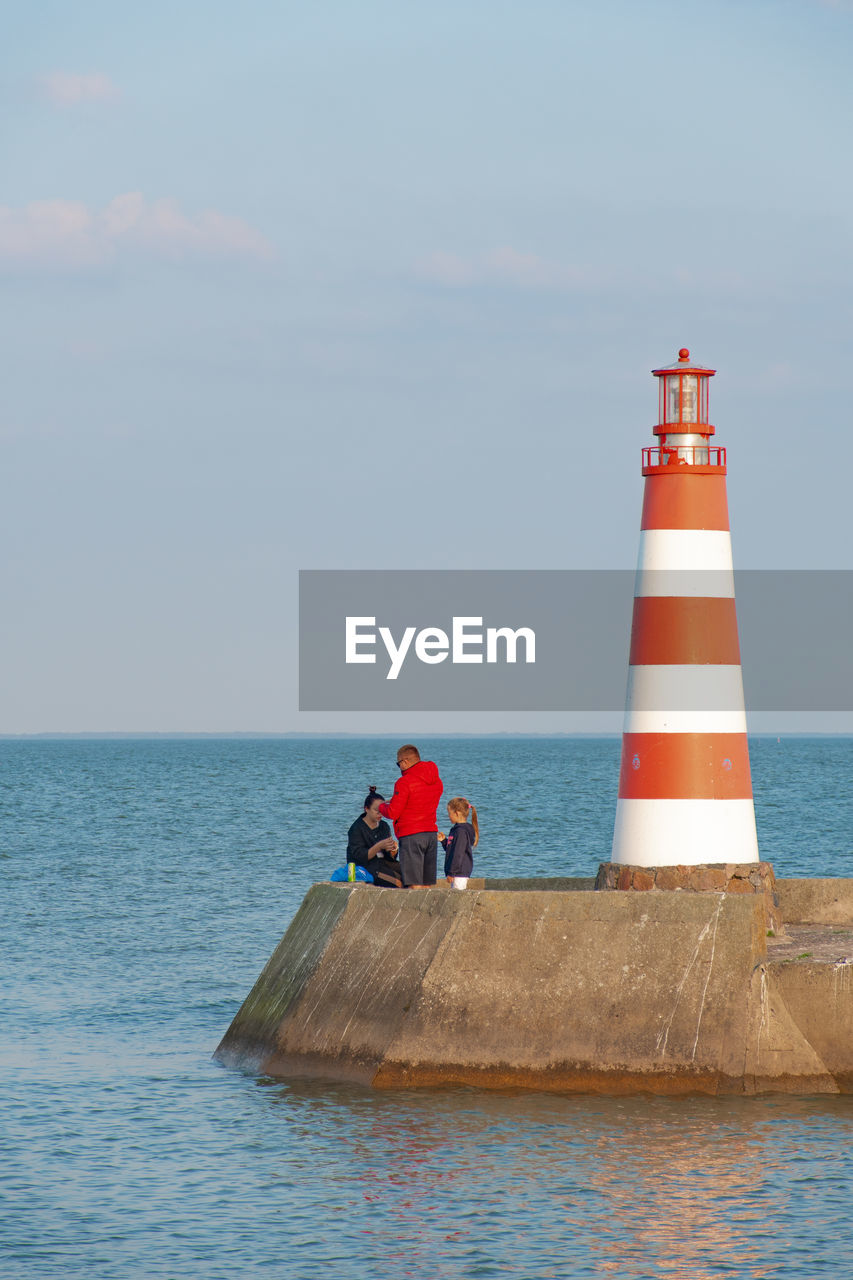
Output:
(346, 787), (403, 887)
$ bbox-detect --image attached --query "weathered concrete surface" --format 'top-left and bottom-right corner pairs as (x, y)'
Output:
(764, 959), (853, 1092)
(370, 889), (765, 1094)
(776, 878), (853, 926)
(472, 876), (596, 892)
(216, 884), (787, 1093)
(748, 923), (853, 1094)
(217, 883), (467, 1081)
(744, 963), (839, 1095)
(216, 883), (353, 1072)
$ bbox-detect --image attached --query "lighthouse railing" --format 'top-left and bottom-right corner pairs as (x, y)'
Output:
(642, 445), (726, 474)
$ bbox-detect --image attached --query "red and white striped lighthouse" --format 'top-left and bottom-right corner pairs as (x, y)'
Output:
(611, 348), (759, 867)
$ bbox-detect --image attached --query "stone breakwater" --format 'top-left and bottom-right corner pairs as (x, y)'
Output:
(214, 878), (853, 1095)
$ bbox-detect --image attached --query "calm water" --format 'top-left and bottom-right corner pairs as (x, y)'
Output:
(3, 736), (853, 1279)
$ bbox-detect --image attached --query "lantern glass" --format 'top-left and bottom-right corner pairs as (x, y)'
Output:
(664, 373), (699, 424)
(699, 378), (708, 422)
(681, 375), (698, 423)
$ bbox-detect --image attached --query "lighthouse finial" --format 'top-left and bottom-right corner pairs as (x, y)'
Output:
(678, 347), (690, 361)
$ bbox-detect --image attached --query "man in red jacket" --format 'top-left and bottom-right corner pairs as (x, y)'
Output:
(378, 744), (443, 888)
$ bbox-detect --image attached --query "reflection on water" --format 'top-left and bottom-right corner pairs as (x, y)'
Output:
(255, 1080), (853, 1279)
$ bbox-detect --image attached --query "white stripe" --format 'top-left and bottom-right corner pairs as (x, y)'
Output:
(624, 665), (747, 722)
(611, 798), (759, 867)
(624, 707), (748, 733)
(637, 529), (734, 572)
(635, 530), (734, 597)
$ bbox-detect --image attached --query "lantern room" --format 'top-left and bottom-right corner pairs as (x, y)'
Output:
(642, 347), (726, 475)
(652, 348), (715, 436)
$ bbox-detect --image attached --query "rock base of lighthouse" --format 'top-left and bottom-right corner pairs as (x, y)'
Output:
(215, 878), (853, 1095)
(595, 861), (782, 936)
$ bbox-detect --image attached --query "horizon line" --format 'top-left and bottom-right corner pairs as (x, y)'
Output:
(1, 731), (850, 741)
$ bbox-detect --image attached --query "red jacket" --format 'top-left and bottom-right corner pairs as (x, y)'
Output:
(379, 759), (443, 838)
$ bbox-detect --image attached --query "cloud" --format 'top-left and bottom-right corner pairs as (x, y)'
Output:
(40, 72), (120, 106)
(0, 193), (275, 269)
(417, 248), (603, 291)
(417, 248), (755, 297)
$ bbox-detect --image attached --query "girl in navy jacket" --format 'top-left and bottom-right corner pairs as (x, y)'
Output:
(438, 797), (479, 889)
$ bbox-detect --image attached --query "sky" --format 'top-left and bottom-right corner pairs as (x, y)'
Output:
(2, 0), (852, 733)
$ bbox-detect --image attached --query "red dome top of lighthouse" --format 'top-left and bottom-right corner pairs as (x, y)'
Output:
(651, 347), (716, 378)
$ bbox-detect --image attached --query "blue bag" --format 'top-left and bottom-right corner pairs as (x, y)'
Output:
(330, 865), (375, 884)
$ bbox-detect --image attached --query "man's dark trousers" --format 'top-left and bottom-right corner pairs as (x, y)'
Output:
(398, 832), (437, 886)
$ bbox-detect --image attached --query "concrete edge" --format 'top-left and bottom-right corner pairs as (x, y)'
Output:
(214, 882), (356, 1070)
(776, 879), (853, 926)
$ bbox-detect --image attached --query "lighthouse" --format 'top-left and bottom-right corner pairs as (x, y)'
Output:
(610, 348), (759, 868)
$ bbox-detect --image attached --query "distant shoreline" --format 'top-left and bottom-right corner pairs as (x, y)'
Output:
(1, 732), (851, 742)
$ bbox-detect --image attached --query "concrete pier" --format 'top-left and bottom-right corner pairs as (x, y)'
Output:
(215, 877), (853, 1094)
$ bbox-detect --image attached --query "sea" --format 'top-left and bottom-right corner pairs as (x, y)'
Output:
(3, 735), (853, 1280)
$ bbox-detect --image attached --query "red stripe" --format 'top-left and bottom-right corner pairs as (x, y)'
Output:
(641, 473), (730, 531)
(618, 732), (753, 799)
(629, 597), (741, 665)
